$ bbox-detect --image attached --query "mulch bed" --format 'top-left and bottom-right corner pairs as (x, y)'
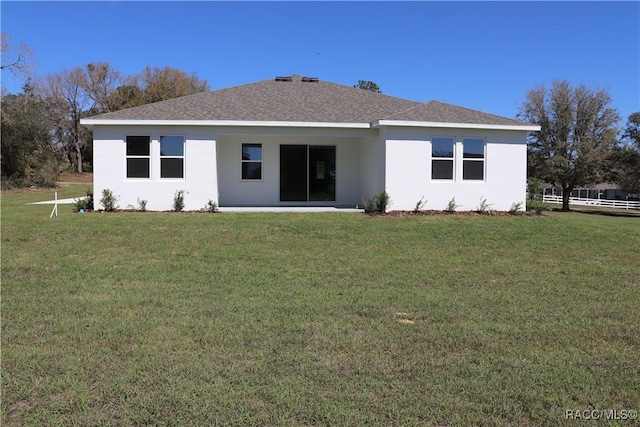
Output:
(374, 210), (539, 217)
(76, 209), (541, 216)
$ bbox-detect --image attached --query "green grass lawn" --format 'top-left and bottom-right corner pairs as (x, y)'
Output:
(2, 186), (639, 426)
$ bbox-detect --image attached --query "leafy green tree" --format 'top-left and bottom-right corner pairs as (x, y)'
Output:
(105, 84), (145, 111)
(623, 112), (640, 147)
(1, 81), (59, 187)
(354, 80), (382, 93)
(609, 112), (640, 194)
(132, 66), (210, 105)
(519, 80), (620, 211)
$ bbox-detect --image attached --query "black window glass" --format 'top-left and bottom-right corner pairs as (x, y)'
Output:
(463, 160), (484, 180)
(242, 162), (262, 180)
(126, 136), (150, 156)
(161, 158), (184, 178)
(280, 145), (307, 201)
(127, 158), (150, 178)
(432, 160), (454, 180)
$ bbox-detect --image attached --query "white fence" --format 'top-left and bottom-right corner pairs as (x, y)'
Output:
(543, 195), (640, 210)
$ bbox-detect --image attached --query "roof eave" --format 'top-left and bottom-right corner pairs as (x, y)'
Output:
(372, 120), (541, 132)
(80, 119), (371, 129)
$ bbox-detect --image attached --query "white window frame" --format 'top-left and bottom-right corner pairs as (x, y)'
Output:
(431, 136), (455, 181)
(125, 135), (151, 179)
(159, 135), (185, 179)
(241, 143), (263, 181)
(462, 138), (486, 181)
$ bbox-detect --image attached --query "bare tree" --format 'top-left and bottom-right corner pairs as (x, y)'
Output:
(38, 68), (92, 173)
(519, 80), (620, 211)
(1, 32), (36, 79)
(83, 62), (123, 113)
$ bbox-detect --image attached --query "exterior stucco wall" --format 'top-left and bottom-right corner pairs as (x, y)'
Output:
(383, 127), (527, 211)
(358, 136), (385, 203)
(92, 125), (217, 211)
(92, 124), (527, 212)
(216, 133), (362, 206)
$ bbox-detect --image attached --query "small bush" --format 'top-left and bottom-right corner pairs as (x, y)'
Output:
(414, 196), (427, 213)
(375, 190), (391, 213)
(362, 190), (392, 214)
(527, 199), (550, 215)
(1, 174), (26, 189)
(100, 189), (118, 212)
(509, 201), (523, 215)
(173, 190), (186, 212)
(445, 197), (460, 213)
(32, 164), (59, 188)
(362, 197), (376, 214)
(73, 189), (94, 212)
(477, 197), (493, 214)
(84, 189), (94, 210)
(137, 198), (148, 212)
(204, 199), (218, 213)
(73, 198), (87, 211)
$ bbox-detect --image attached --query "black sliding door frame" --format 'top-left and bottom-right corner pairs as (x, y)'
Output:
(280, 145), (336, 202)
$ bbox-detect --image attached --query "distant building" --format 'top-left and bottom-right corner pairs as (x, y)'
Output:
(542, 183), (639, 201)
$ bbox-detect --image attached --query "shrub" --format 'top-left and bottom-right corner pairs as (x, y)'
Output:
(100, 189), (118, 212)
(362, 190), (392, 214)
(445, 197), (460, 213)
(477, 197), (493, 214)
(375, 190), (391, 213)
(85, 189), (94, 210)
(204, 199), (218, 213)
(73, 198), (87, 211)
(31, 163), (59, 188)
(414, 196), (427, 213)
(137, 198), (148, 212)
(173, 190), (186, 212)
(509, 201), (523, 215)
(362, 196), (376, 214)
(74, 189), (94, 212)
(1, 174), (26, 189)
(527, 199), (550, 215)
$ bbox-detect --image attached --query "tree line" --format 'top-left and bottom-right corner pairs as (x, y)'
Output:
(2, 33), (210, 187)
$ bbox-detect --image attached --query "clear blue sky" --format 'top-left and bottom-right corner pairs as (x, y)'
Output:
(2, 1), (639, 122)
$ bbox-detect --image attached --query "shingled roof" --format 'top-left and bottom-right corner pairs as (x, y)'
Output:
(85, 74), (529, 127)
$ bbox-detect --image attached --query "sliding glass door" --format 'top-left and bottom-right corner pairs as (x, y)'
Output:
(280, 145), (335, 202)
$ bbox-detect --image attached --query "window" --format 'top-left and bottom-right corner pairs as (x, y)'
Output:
(431, 137), (454, 180)
(160, 135), (185, 178)
(126, 136), (150, 178)
(463, 138), (485, 180)
(242, 143), (262, 180)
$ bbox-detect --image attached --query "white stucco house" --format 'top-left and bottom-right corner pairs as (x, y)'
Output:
(80, 75), (539, 211)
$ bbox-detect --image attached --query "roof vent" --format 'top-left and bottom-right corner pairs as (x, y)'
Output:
(301, 77), (319, 83)
(275, 76), (292, 82)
